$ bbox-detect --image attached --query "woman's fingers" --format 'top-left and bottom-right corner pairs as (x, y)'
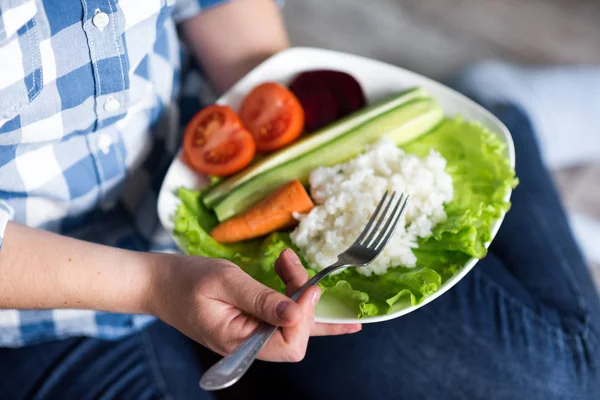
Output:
(311, 323), (362, 336)
(275, 249), (362, 337)
(275, 248), (309, 297)
(220, 265), (303, 327)
(218, 250), (362, 361)
(257, 284), (321, 362)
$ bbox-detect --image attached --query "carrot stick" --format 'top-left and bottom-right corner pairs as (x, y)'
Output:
(210, 180), (314, 243)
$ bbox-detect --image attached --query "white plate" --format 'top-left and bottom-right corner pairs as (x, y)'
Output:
(157, 47), (515, 324)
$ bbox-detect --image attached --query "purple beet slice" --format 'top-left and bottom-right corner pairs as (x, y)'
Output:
(289, 70), (366, 132)
(290, 85), (338, 132)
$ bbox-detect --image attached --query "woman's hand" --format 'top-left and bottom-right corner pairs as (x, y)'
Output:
(0, 221), (359, 362)
(151, 249), (361, 362)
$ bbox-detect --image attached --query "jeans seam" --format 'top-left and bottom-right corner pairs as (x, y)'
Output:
(141, 327), (173, 400)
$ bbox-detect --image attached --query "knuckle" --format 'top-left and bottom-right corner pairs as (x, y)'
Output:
(253, 288), (274, 314)
(219, 260), (239, 273)
(217, 262), (242, 283)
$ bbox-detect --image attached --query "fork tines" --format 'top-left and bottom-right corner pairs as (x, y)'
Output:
(355, 191), (409, 251)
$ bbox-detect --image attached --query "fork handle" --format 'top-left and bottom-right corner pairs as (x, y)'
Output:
(199, 263), (345, 391)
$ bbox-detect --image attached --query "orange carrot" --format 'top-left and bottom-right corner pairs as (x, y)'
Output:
(210, 180), (314, 243)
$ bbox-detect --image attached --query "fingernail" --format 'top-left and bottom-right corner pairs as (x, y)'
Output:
(276, 301), (292, 320)
(311, 288), (322, 305)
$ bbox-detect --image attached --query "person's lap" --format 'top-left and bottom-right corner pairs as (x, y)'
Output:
(2, 77), (600, 400)
(0, 321), (211, 400)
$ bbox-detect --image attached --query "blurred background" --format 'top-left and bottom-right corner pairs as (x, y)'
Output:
(281, 0), (600, 289)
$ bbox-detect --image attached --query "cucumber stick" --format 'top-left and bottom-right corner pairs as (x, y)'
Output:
(202, 87), (431, 208)
(213, 98), (444, 222)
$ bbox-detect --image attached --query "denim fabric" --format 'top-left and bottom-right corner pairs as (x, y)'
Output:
(0, 321), (210, 400)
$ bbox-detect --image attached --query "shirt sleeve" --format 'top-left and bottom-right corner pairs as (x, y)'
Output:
(171, 0), (285, 23)
(0, 201), (14, 250)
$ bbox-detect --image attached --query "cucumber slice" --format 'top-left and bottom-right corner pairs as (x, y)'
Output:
(202, 87), (431, 208)
(213, 98), (444, 222)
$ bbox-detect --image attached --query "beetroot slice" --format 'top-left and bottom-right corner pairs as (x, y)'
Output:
(289, 70), (366, 132)
(292, 86), (338, 133)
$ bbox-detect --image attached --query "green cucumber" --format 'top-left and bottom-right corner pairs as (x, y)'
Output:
(202, 87), (431, 208)
(213, 98), (444, 222)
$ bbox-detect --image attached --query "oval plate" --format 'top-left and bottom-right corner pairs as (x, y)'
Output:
(157, 47), (515, 324)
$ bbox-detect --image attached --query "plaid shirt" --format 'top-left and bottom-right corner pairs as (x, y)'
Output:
(0, 0), (232, 347)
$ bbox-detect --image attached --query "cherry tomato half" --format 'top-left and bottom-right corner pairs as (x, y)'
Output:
(183, 105), (256, 177)
(239, 82), (305, 152)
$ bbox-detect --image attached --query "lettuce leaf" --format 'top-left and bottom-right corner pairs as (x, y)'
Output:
(173, 187), (259, 261)
(173, 117), (517, 318)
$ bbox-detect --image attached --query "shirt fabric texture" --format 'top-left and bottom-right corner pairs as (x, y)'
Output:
(0, 0), (232, 347)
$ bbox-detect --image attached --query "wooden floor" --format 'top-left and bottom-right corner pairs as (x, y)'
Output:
(282, 0), (600, 289)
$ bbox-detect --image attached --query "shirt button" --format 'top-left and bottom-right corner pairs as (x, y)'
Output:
(103, 96), (120, 113)
(97, 134), (112, 155)
(92, 12), (110, 30)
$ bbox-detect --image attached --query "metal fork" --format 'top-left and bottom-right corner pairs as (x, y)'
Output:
(200, 191), (409, 391)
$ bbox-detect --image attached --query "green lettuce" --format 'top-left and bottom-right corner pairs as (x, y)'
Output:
(172, 116), (517, 318)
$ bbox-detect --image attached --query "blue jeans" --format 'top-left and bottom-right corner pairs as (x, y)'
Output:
(1, 99), (599, 399)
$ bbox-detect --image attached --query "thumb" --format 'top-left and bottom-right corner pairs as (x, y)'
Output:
(222, 267), (303, 327)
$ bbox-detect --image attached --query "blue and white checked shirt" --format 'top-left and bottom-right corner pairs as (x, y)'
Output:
(0, 0), (233, 347)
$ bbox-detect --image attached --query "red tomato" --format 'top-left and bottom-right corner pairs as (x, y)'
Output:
(183, 105), (256, 177)
(239, 82), (305, 152)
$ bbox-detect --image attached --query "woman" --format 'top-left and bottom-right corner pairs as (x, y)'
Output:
(0, 0), (598, 398)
